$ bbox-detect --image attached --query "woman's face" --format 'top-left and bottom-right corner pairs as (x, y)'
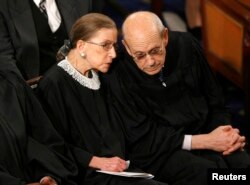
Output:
(83, 28), (118, 73)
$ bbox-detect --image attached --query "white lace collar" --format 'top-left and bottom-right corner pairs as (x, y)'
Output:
(58, 58), (100, 90)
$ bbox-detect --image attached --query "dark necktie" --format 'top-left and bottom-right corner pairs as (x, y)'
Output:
(39, 0), (48, 18)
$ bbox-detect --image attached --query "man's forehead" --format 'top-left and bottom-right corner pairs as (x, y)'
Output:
(124, 20), (156, 35)
(125, 31), (162, 50)
(123, 11), (156, 28)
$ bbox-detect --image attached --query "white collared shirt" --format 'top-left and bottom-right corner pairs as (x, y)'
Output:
(33, 0), (62, 32)
(182, 135), (192, 150)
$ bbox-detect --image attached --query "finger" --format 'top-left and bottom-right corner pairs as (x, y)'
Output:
(232, 128), (240, 134)
(239, 136), (246, 143)
(236, 136), (246, 148)
(222, 125), (232, 131)
(115, 161), (126, 171)
(223, 142), (241, 155)
(104, 163), (120, 171)
(119, 163), (127, 171)
(107, 163), (123, 172)
(113, 158), (126, 171)
(119, 159), (126, 168)
(240, 142), (246, 150)
(115, 160), (127, 171)
(230, 133), (240, 145)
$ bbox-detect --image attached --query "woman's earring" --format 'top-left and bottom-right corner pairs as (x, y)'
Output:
(80, 52), (86, 58)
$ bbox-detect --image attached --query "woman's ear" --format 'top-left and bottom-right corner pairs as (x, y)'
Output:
(76, 39), (86, 52)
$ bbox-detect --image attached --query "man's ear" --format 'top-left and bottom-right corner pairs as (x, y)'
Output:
(162, 28), (169, 47)
(122, 39), (132, 56)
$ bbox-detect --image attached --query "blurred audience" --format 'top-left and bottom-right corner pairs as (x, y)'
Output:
(0, 0), (92, 80)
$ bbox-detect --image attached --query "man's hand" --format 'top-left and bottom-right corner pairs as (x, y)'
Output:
(223, 135), (246, 155)
(192, 125), (245, 154)
(209, 125), (245, 155)
(208, 125), (241, 151)
(89, 156), (127, 172)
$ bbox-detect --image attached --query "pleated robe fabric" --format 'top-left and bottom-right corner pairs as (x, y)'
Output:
(0, 67), (77, 185)
(102, 31), (232, 176)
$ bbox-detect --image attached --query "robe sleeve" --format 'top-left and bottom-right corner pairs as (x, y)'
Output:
(104, 72), (185, 171)
(24, 78), (78, 185)
(37, 77), (93, 168)
(0, 71), (78, 185)
(190, 36), (231, 132)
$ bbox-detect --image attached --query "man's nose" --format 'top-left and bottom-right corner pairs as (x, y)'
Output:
(145, 54), (155, 66)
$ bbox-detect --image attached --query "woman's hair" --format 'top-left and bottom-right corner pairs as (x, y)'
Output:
(57, 13), (117, 61)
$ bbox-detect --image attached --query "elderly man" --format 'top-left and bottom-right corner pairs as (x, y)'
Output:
(104, 11), (250, 185)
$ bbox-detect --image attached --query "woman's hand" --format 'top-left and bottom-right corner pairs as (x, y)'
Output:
(89, 156), (127, 172)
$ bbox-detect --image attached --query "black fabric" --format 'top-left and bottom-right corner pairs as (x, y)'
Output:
(0, 66), (78, 184)
(30, 0), (68, 75)
(0, 0), (92, 79)
(102, 31), (250, 184)
(36, 64), (168, 185)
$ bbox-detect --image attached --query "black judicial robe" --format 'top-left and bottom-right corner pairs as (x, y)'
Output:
(103, 31), (231, 174)
(0, 68), (77, 184)
(37, 61), (168, 185)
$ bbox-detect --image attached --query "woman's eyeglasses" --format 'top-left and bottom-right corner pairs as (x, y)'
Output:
(85, 41), (118, 51)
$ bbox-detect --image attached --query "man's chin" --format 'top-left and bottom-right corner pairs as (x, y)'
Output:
(144, 68), (161, 75)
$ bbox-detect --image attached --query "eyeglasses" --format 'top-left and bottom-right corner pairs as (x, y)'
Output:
(85, 41), (118, 51)
(132, 44), (164, 62)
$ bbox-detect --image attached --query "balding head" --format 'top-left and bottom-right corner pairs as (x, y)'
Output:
(121, 11), (168, 76)
(122, 11), (164, 42)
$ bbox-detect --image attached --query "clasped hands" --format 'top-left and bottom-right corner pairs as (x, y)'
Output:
(207, 125), (246, 155)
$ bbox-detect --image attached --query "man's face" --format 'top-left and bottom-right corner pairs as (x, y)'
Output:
(123, 29), (167, 75)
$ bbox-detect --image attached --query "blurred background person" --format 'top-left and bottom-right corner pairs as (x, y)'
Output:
(0, 61), (78, 185)
(151, 0), (202, 40)
(0, 0), (92, 80)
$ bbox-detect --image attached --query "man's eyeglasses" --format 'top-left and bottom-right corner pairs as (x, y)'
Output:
(85, 41), (118, 51)
(132, 44), (164, 62)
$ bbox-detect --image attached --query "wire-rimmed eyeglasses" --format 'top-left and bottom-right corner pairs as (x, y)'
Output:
(85, 41), (118, 51)
(132, 42), (164, 62)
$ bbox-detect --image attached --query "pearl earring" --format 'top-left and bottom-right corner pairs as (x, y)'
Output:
(80, 52), (86, 58)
